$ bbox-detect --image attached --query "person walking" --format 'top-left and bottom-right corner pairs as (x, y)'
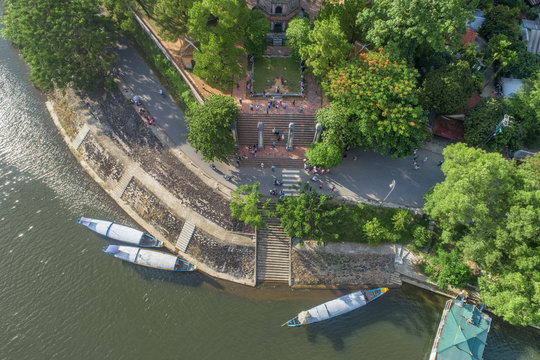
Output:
(260, 162), (264, 169)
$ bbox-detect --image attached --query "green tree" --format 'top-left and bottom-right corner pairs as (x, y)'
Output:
(464, 97), (516, 151)
(358, 0), (477, 62)
(230, 183), (269, 229)
(154, 0), (194, 41)
(419, 61), (476, 114)
(425, 250), (473, 289)
(188, 0), (249, 86)
(305, 142), (343, 169)
(323, 51), (429, 157)
(186, 94), (238, 161)
(315, 103), (357, 149)
(285, 17), (311, 60)
(244, 10), (270, 56)
(507, 70), (540, 145)
(479, 5), (520, 41)
(300, 17), (350, 78)
(317, 0), (365, 43)
(363, 217), (388, 246)
(2, 0), (115, 90)
(424, 145), (540, 325)
(275, 184), (342, 245)
(102, 0), (138, 33)
(485, 35), (538, 79)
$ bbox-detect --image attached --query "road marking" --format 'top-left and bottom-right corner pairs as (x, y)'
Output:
(281, 169), (301, 196)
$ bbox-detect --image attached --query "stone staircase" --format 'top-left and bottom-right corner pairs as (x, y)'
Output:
(256, 211), (291, 285)
(238, 154), (304, 168)
(238, 113), (316, 146)
(175, 222), (195, 252)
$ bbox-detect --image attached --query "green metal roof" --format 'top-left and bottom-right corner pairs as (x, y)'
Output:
(436, 300), (492, 360)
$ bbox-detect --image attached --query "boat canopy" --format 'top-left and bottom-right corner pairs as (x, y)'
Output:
(105, 245), (119, 254)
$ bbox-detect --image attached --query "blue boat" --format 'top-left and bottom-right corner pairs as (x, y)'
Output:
(283, 288), (388, 327)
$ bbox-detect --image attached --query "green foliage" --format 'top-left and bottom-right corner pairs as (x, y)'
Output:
(392, 209), (414, 232)
(358, 0), (477, 62)
(300, 16), (350, 78)
(507, 70), (540, 146)
(425, 250), (472, 289)
(363, 217), (388, 246)
(2, 0), (115, 91)
(102, 0), (138, 33)
(315, 103), (357, 150)
(419, 61), (476, 114)
(188, 0), (249, 87)
(317, 0), (366, 43)
(323, 51), (429, 157)
(229, 183), (268, 229)
(412, 225), (431, 249)
(464, 97), (515, 151)
(424, 144), (540, 325)
(244, 10), (270, 56)
(479, 5), (520, 41)
(154, 0), (194, 41)
(305, 142), (343, 169)
(275, 184), (342, 245)
(186, 94), (237, 161)
(486, 35), (539, 79)
(285, 17), (311, 60)
(126, 22), (196, 109)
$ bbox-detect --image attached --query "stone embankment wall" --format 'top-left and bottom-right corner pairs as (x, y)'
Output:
(47, 87), (255, 286)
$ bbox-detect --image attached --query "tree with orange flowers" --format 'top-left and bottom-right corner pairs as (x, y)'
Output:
(322, 50), (429, 157)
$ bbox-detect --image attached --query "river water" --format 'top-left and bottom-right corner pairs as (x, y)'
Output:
(0, 13), (538, 360)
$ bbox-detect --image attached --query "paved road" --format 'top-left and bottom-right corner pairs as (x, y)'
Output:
(114, 37), (448, 208)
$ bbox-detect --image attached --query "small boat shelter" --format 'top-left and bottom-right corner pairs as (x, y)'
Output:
(429, 299), (492, 360)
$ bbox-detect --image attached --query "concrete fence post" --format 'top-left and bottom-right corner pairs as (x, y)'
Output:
(313, 123), (322, 143)
(286, 122), (294, 151)
(258, 122), (264, 150)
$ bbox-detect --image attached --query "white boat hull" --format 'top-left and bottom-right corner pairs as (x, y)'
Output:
(103, 245), (196, 271)
(78, 217), (163, 247)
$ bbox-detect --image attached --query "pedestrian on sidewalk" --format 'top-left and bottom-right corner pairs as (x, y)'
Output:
(319, 183), (323, 189)
(271, 165), (275, 172)
(292, 99), (296, 106)
(331, 186), (335, 192)
(250, 103), (253, 111)
(260, 162), (264, 169)
(266, 107), (269, 115)
(423, 157), (428, 163)
(437, 160), (444, 166)
(239, 97), (242, 104)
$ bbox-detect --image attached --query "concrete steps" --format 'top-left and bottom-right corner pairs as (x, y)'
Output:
(238, 113), (316, 146)
(112, 167), (135, 199)
(175, 222), (195, 252)
(256, 210), (290, 284)
(389, 272), (402, 287)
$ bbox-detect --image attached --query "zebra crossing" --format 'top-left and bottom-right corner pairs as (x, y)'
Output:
(281, 169), (302, 196)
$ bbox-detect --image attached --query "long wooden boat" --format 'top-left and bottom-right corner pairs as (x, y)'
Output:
(77, 217), (163, 247)
(102, 245), (196, 271)
(283, 288), (388, 327)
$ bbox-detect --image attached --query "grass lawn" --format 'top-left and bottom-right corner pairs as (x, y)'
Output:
(253, 56), (301, 94)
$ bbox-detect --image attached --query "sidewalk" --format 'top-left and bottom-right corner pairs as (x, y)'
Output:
(114, 36), (448, 209)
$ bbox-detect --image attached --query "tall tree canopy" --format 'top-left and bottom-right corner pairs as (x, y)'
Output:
(244, 10), (270, 56)
(188, 0), (249, 87)
(358, 0), (477, 62)
(285, 17), (311, 60)
(2, 0), (115, 90)
(317, 0), (366, 43)
(418, 61), (476, 114)
(300, 16), (350, 78)
(275, 185), (342, 245)
(323, 51), (429, 157)
(186, 94), (238, 161)
(153, 0), (194, 41)
(230, 183), (269, 229)
(424, 144), (540, 325)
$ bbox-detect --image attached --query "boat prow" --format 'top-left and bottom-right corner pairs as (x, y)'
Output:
(102, 245), (196, 271)
(284, 287), (388, 327)
(77, 217), (164, 248)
